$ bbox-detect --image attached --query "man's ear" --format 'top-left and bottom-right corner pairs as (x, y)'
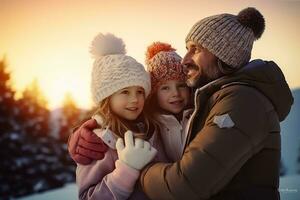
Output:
(217, 58), (237, 75)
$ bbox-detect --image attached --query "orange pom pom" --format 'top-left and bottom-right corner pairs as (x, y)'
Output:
(146, 42), (175, 61)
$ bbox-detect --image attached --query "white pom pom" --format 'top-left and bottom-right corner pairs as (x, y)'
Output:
(90, 33), (126, 58)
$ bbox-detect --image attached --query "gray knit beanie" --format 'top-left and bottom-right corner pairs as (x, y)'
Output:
(90, 33), (151, 104)
(186, 7), (265, 69)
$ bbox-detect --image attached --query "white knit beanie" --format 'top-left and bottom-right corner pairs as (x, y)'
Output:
(90, 33), (151, 104)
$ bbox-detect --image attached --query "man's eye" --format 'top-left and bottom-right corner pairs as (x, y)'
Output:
(188, 45), (197, 52)
(195, 48), (201, 53)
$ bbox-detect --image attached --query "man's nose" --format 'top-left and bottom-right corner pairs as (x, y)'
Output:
(182, 53), (191, 74)
(181, 52), (191, 65)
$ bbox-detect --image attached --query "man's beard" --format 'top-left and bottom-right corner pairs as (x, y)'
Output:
(185, 64), (209, 88)
(186, 74), (210, 88)
(186, 66), (223, 89)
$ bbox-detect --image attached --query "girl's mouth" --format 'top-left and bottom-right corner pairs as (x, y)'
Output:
(169, 100), (183, 105)
(126, 107), (139, 111)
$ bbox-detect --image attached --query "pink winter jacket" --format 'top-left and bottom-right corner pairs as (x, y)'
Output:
(76, 129), (168, 200)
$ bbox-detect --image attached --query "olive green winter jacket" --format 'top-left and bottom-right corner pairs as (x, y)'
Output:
(140, 60), (294, 200)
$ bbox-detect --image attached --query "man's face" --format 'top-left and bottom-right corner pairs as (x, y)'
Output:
(182, 41), (222, 88)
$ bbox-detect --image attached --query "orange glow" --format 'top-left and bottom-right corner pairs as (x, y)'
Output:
(1, 0), (300, 109)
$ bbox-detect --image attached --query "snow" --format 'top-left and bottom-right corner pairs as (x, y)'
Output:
(280, 89), (300, 175)
(10, 133), (20, 140)
(33, 180), (47, 192)
(16, 175), (300, 199)
(280, 175), (300, 200)
(17, 184), (77, 200)
(49, 108), (63, 139)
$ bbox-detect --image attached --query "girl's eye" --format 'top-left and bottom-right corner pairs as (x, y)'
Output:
(137, 90), (145, 95)
(178, 83), (188, 89)
(161, 86), (169, 90)
(121, 90), (129, 94)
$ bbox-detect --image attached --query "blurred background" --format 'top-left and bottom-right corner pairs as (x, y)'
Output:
(0, 0), (299, 199)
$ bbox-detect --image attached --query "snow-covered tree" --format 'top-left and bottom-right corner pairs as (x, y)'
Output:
(0, 59), (76, 199)
(59, 93), (81, 142)
(0, 58), (17, 133)
(15, 79), (50, 137)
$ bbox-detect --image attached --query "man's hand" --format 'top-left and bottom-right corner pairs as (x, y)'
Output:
(116, 131), (157, 170)
(68, 119), (108, 165)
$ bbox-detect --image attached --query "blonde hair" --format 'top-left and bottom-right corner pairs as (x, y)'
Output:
(93, 96), (159, 140)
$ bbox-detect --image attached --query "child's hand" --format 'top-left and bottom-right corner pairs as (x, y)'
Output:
(68, 119), (108, 165)
(116, 131), (157, 170)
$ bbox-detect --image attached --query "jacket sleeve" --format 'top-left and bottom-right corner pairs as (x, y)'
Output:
(77, 150), (140, 200)
(140, 86), (272, 199)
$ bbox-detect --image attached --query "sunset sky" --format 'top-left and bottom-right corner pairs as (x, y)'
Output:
(1, 0), (300, 109)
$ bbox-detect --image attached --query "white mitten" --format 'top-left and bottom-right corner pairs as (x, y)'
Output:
(116, 130), (157, 170)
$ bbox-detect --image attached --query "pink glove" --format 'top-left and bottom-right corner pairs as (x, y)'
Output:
(68, 119), (108, 165)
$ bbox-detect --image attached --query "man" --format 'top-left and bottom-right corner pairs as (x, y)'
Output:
(69, 7), (293, 199)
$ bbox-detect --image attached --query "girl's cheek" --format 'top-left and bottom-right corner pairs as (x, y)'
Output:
(183, 92), (191, 103)
(139, 96), (145, 104)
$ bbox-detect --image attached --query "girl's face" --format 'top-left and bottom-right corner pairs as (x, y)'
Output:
(110, 86), (145, 120)
(156, 80), (190, 114)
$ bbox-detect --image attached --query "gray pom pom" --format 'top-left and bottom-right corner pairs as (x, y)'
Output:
(237, 7), (265, 39)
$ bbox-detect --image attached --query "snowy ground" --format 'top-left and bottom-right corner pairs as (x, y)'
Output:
(18, 175), (300, 200)
(280, 175), (300, 200)
(17, 184), (77, 200)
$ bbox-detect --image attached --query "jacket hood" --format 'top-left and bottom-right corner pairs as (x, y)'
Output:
(206, 59), (294, 121)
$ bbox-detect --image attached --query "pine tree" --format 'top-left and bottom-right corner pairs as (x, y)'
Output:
(0, 59), (77, 198)
(16, 79), (50, 137)
(59, 93), (81, 142)
(0, 58), (28, 197)
(0, 58), (17, 133)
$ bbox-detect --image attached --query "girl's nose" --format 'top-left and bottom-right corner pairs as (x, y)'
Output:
(129, 94), (138, 103)
(171, 87), (179, 97)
